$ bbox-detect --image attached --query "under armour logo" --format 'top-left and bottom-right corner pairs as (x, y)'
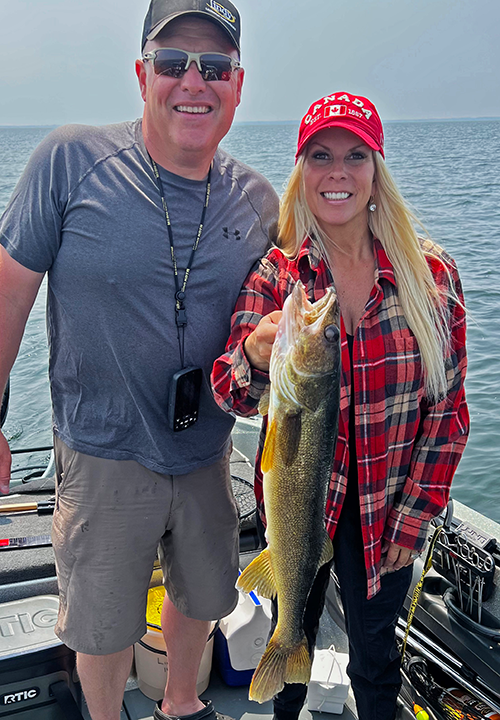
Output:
(222, 227), (241, 240)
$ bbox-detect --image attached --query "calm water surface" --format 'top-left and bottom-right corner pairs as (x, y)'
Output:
(1, 120), (499, 522)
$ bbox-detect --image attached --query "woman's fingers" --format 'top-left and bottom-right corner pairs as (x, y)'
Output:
(381, 542), (415, 574)
(244, 311), (282, 371)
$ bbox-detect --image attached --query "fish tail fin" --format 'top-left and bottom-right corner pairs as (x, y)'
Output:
(237, 547), (276, 599)
(249, 633), (311, 703)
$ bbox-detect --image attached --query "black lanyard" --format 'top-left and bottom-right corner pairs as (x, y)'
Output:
(149, 154), (211, 367)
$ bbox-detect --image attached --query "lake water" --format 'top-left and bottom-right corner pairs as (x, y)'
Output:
(1, 120), (499, 522)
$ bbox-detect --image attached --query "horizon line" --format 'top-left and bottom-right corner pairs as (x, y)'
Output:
(235, 116), (500, 125)
(1, 116), (500, 129)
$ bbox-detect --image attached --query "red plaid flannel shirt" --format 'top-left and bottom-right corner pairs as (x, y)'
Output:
(211, 236), (469, 598)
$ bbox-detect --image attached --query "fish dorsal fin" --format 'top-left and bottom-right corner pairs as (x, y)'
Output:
(261, 419), (277, 474)
(281, 411), (302, 467)
(237, 547), (276, 599)
(319, 531), (334, 567)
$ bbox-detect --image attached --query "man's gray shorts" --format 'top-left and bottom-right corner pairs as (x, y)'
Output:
(51, 436), (239, 655)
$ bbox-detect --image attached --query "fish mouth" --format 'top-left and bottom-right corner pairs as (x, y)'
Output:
(303, 286), (337, 326)
(289, 282), (338, 334)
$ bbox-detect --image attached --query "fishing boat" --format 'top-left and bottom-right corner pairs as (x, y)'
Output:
(1, 389), (499, 720)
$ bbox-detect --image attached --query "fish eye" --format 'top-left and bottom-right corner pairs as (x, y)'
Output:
(324, 325), (339, 343)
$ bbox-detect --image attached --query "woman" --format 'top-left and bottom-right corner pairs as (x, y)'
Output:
(211, 92), (469, 720)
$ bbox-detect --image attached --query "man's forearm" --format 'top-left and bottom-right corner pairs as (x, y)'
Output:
(0, 246), (45, 399)
(0, 304), (30, 399)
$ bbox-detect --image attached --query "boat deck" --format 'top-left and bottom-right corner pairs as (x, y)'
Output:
(89, 602), (357, 720)
(109, 662), (357, 720)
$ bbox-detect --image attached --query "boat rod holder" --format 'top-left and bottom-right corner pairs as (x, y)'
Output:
(432, 501), (497, 624)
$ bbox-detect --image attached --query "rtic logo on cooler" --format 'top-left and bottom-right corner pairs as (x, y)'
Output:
(1, 687), (40, 705)
(325, 105), (347, 118)
(206, 0), (236, 24)
(0, 608), (57, 637)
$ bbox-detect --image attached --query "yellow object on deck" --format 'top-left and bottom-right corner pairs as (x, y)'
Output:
(146, 584), (165, 631)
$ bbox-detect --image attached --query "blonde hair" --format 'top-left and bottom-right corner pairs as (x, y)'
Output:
(278, 152), (454, 402)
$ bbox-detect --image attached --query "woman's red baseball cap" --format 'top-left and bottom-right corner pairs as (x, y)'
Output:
(296, 92), (385, 160)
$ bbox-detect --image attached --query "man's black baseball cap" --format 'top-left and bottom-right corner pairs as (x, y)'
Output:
(142, 0), (241, 52)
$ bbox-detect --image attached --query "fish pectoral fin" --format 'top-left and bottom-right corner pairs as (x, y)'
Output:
(249, 633), (311, 703)
(281, 410), (302, 467)
(319, 531), (334, 567)
(258, 386), (270, 417)
(237, 547), (276, 599)
(261, 419), (277, 474)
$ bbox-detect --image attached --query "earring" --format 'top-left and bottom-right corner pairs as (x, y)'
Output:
(369, 198), (376, 212)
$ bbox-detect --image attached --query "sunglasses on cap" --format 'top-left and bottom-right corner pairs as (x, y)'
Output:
(142, 48), (241, 82)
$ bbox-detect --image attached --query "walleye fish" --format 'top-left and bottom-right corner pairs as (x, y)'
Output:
(238, 280), (341, 703)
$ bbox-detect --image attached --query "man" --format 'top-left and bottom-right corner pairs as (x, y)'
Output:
(0, 1), (278, 719)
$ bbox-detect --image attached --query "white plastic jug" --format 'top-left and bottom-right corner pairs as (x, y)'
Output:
(218, 587), (272, 672)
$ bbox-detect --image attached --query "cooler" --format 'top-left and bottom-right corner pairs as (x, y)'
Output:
(214, 587), (272, 686)
(0, 595), (83, 719)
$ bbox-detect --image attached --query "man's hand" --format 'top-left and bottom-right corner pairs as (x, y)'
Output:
(243, 311), (282, 372)
(381, 541), (418, 575)
(0, 432), (11, 495)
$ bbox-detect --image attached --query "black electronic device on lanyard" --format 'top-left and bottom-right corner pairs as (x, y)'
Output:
(148, 154), (211, 432)
(168, 366), (204, 432)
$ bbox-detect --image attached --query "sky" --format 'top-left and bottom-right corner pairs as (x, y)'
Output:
(0, 0), (498, 126)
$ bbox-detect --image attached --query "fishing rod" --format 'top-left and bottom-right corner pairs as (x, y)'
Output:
(11, 446), (53, 455)
(0, 534), (52, 550)
(0, 499), (55, 515)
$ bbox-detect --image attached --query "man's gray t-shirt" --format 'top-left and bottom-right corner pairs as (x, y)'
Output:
(0, 120), (278, 474)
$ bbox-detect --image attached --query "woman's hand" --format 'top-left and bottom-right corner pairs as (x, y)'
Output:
(243, 311), (282, 372)
(381, 541), (419, 575)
